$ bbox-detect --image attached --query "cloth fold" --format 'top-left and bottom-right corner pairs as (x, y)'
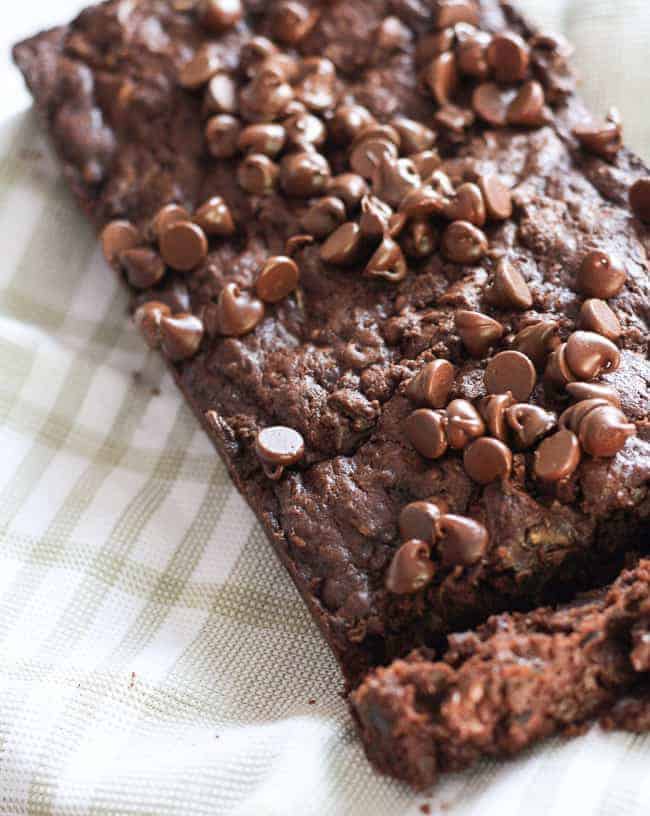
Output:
(0, 1), (649, 814)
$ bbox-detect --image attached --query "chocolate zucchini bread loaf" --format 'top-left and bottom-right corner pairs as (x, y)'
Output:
(13, 0), (650, 787)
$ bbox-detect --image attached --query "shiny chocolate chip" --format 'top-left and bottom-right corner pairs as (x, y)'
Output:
(410, 150), (442, 180)
(446, 399), (485, 449)
(425, 51), (459, 106)
(215, 282), (265, 336)
(577, 250), (626, 299)
(329, 104), (375, 145)
(507, 81), (546, 127)
(402, 218), (439, 258)
(464, 437), (512, 484)
(578, 298), (622, 341)
(472, 82), (510, 127)
(159, 221), (208, 272)
(506, 403), (556, 448)
(456, 27), (491, 79)
(434, 103), (475, 134)
(485, 350), (537, 402)
(488, 257), (533, 310)
(566, 381), (621, 408)
(204, 114), (241, 158)
(239, 66), (293, 122)
(360, 194), (393, 238)
(434, 1), (479, 29)
(512, 321), (560, 369)
(301, 196), (346, 238)
(629, 178), (650, 223)
(574, 113), (622, 160)
(534, 429), (581, 482)
(134, 300), (171, 349)
(438, 514), (488, 568)
(197, 0), (243, 31)
(285, 233), (315, 257)
(280, 151), (331, 198)
(295, 64), (336, 113)
(415, 29), (455, 64)
(203, 73), (238, 116)
(371, 155), (421, 208)
(194, 196), (236, 237)
(121, 247), (165, 289)
(544, 342), (574, 390)
(255, 425), (305, 479)
(270, 2), (319, 45)
(178, 46), (222, 90)
(385, 540), (435, 595)
(443, 183), (486, 226)
(441, 220), (488, 264)
(240, 36), (278, 76)
(405, 409), (449, 459)
(406, 360), (455, 409)
(160, 313), (204, 361)
(349, 135), (399, 180)
(487, 32), (530, 83)
(255, 256), (300, 304)
(237, 153), (279, 195)
(479, 174), (513, 220)
(559, 398), (612, 432)
(479, 392), (514, 441)
(153, 204), (192, 240)
(320, 222), (363, 265)
(327, 173), (368, 211)
(284, 111), (326, 149)
(365, 236), (408, 284)
(238, 123), (286, 156)
(101, 219), (140, 264)
(578, 405), (636, 458)
(399, 501), (443, 543)
(400, 185), (449, 218)
(376, 15), (411, 52)
(564, 330), (620, 380)
(456, 310), (504, 357)
(391, 116), (436, 154)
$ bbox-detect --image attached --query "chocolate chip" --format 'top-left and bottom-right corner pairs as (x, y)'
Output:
(577, 250), (626, 299)
(215, 282), (265, 336)
(204, 114), (241, 158)
(160, 313), (204, 361)
(506, 403), (556, 448)
(365, 236), (408, 283)
(237, 153), (279, 195)
(415, 29), (455, 64)
(438, 514), (488, 568)
(301, 196), (346, 238)
(280, 151), (331, 198)
(629, 178), (650, 223)
(434, 0), (479, 29)
(455, 310), (504, 357)
(565, 330), (620, 380)
(405, 409), (449, 459)
(456, 27), (491, 79)
(578, 298), (622, 341)
(479, 392), (515, 441)
(203, 73), (238, 116)
(239, 65), (293, 122)
(478, 174), (513, 220)
(134, 300), (171, 349)
(237, 123), (286, 156)
(578, 405), (636, 458)
(441, 220), (488, 264)
(284, 112), (326, 149)
(391, 116), (436, 154)
(350, 134), (399, 180)
(485, 350), (537, 402)
(410, 150), (442, 180)
(488, 257), (533, 310)
(255, 425), (305, 479)
(328, 173), (368, 211)
(566, 381), (621, 408)
(255, 256), (300, 303)
(544, 342), (574, 390)
(197, 0), (243, 31)
(329, 104), (375, 145)
(153, 205), (193, 242)
(270, 2), (319, 45)
(434, 104), (475, 134)
(512, 321), (560, 369)
(159, 220), (208, 272)
(376, 15), (412, 52)
(240, 36), (278, 76)
(178, 46), (222, 90)
(101, 219), (140, 264)
(374, 155), (422, 208)
(424, 51), (459, 106)
(472, 82), (511, 127)
(487, 32), (530, 83)
(464, 437), (512, 484)
(406, 359), (455, 409)
(295, 61), (336, 113)
(446, 399), (485, 449)
(385, 540), (435, 595)
(121, 247), (165, 289)
(399, 501), (443, 542)
(402, 218), (439, 258)
(507, 81), (546, 127)
(534, 429), (581, 482)
(194, 196), (236, 237)
(360, 194), (393, 238)
(320, 222), (363, 265)
(574, 113), (622, 160)
(285, 233), (315, 257)
(559, 398), (612, 432)
(443, 182), (486, 226)
(400, 184), (449, 218)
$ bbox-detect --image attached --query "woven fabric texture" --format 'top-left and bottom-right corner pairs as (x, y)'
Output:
(0, 2), (649, 814)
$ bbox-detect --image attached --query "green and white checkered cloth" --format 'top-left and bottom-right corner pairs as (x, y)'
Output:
(0, 2), (649, 814)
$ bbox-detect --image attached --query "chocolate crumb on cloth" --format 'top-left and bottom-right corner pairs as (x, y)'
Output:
(12, 0), (650, 790)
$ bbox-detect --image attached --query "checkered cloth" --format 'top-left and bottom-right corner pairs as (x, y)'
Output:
(1, 2), (649, 814)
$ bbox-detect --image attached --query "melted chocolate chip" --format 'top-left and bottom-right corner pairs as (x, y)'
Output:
(438, 514), (488, 568)
(446, 399), (485, 449)
(365, 236), (408, 283)
(284, 111), (326, 149)
(399, 501), (444, 542)
(327, 173), (368, 211)
(506, 403), (557, 448)
(443, 182), (486, 226)
(564, 331), (620, 380)
(215, 282), (265, 336)
(360, 194), (393, 238)
(134, 300), (171, 349)
(406, 359), (455, 409)
(101, 219), (140, 264)
(391, 116), (436, 154)
(121, 247), (166, 289)
(301, 196), (346, 238)
(512, 321), (560, 369)
(479, 392), (515, 441)
(385, 540), (435, 595)
(255, 425), (305, 479)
